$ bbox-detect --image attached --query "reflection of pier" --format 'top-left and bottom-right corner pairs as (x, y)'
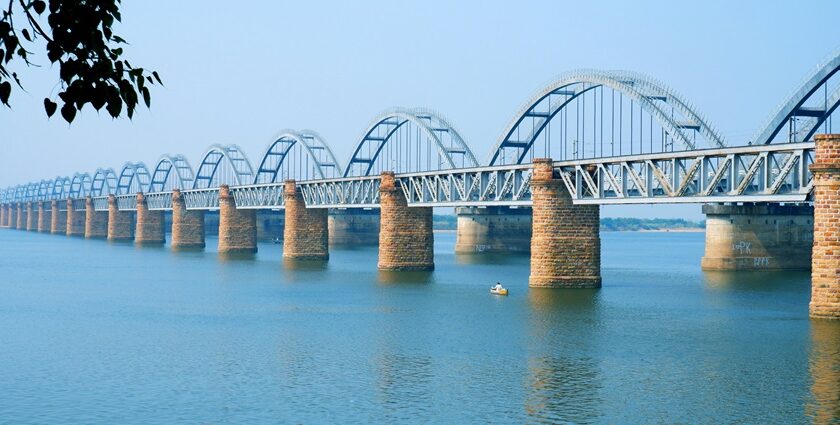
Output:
(808, 321), (840, 423)
(2, 54), (840, 318)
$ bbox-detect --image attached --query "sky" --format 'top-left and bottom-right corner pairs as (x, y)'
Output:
(2, 0), (839, 219)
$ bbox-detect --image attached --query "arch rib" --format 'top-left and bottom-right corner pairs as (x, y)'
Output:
(193, 144), (254, 189)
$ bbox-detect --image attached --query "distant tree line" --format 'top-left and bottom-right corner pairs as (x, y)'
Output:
(431, 214), (704, 231)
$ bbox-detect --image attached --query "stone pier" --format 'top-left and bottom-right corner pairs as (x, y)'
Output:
(283, 180), (329, 260)
(218, 184), (257, 254)
(171, 189), (205, 250)
(135, 193), (165, 245)
(16, 203), (24, 229)
(529, 158), (601, 288)
(107, 195), (134, 241)
(0, 204), (5, 227)
(37, 201), (51, 233)
(26, 202), (38, 231)
(701, 203), (813, 270)
(329, 209), (380, 246)
(85, 196), (108, 239)
(50, 200), (66, 234)
(8, 204), (17, 228)
(378, 171), (434, 271)
(809, 133), (840, 319)
(455, 206), (532, 253)
(66, 200), (85, 236)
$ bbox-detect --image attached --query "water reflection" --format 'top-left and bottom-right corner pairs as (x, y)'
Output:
(282, 258), (329, 271)
(703, 270), (811, 292)
(217, 251), (257, 262)
(374, 351), (434, 422)
(455, 251), (529, 266)
(807, 320), (840, 424)
(526, 288), (603, 423)
(377, 270), (434, 285)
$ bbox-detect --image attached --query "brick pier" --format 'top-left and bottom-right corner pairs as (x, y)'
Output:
(283, 180), (329, 260)
(171, 189), (205, 250)
(107, 195), (134, 241)
(0, 204), (5, 227)
(8, 204), (17, 228)
(218, 184), (257, 253)
(809, 134), (840, 319)
(37, 201), (51, 233)
(26, 202), (38, 231)
(50, 200), (66, 234)
(529, 158), (601, 288)
(135, 193), (165, 245)
(85, 196), (108, 239)
(377, 171), (434, 271)
(66, 199), (85, 236)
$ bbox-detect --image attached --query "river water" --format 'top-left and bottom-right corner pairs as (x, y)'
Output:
(0, 229), (837, 424)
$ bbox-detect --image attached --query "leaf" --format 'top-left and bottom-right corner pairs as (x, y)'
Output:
(106, 97), (122, 118)
(22, 29), (31, 42)
(32, 0), (46, 15)
(44, 98), (57, 117)
(60, 103), (76, 123)
(0, 81), (11, 105)
(152, 71), (163, 85)
(141, 86), (150, 107)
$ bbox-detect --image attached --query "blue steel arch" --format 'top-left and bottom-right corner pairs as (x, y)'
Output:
(91, 168), (118, 196)
(193, 144), (254, 189)
(15, 184), (26, 202)
(24, 182), (38, 202)
(116, 162), (152, 195)
(344, 107), (478, 177)
(150, 155), (195, 192)
(489, 70), (723, 165)
(752, 50), (840, 145)
(52, 177), (71, 199)
(70, 173), (92, 198)
(254, 129), (343, 183)
(37, 179), (53, 200)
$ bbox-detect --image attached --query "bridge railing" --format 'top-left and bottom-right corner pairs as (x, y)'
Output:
(116, 194), (136, 210)
(231, 184), (285, 209)
(181, 188), (220, 210)
(72, 199), (86, 211)
(145, 192), (173, 210)
(298, 176), (381, 209)
(396, 164), (533, 207)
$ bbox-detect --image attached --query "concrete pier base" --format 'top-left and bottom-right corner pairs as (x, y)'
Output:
(810, 134), (840, 319)
(135, 193), (165, 245)
(16, 203), (24, 229)
(50, 201), (66, 234)
(107, 195), (134, 241)
(66, 200), (85, 236)
(37, 201), (51, 233)
(329, 209), (380, 246)
(218, 185), (257, 254)
(283, 180), (329, 260)
(171, 189), (205, 250)
(701, 203), (813, 271)
(85, 197), (108, 239)
(529, 158), (601, 288)
(26, 202), (38, 231)
(455, 206), (531, 253)
(378, 172), (434, 271)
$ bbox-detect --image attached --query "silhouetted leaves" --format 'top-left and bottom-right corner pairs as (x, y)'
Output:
(0, 0), (159, 123)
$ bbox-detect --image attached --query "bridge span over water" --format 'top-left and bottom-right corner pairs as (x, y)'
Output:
(2, 53), (840, 320)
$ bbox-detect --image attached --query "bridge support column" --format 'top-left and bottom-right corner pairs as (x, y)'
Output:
(16, 203), (24, 229)
(378, 171), (434, 271)
(85, 196), (108, 239)
(50, 201), (66, 234)
(66, 200), (85, 236)
(701, 203), (812, 270)
(0, 204), (5, 227)
(135, 193), (165, 245)
(283, 180), (329, 260)
(329, 209), (380, 246)
(26, 202), (38, 231)
(171, 189), (205, 250)
(810, 134), (840, 319)
(529, 158), (601, 288)
(37, 201), (51, 232)
(107, 195), (134, 241)
(218, 184), (257, 254)
(455, 206), (532, 253)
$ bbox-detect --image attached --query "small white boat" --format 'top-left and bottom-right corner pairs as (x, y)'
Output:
(490, 286), (509, 296)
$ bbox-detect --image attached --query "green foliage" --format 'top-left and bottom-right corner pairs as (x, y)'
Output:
(600, 217), (705, 231)
(0, 0), (159, 122)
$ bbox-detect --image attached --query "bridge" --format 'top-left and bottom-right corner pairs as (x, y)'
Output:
(1, 53), (839, 320)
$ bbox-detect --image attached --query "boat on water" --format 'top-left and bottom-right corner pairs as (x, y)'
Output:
(490, 284), (508, 296)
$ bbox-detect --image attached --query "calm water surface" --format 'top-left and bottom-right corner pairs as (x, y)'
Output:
(0, 229), (838, 424)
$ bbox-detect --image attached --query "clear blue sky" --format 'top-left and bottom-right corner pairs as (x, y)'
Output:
(2, 0), (838, 219)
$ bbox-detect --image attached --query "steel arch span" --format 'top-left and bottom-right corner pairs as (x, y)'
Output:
(150, 155), (195, 192)
(193, 144), (254, 189)
(70, 173), (92, 198)
(343, 107), (478, 177)
(254, 129), (343, 184)
(489, 70), (725, 166)
(24, 182), (39, 202)
(37, 179), (53, 200)
(752, 50), (840, 145)
(91, 168), (118, 196)
(116, 162), (152, 195)
(51, 177), (71, 200)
